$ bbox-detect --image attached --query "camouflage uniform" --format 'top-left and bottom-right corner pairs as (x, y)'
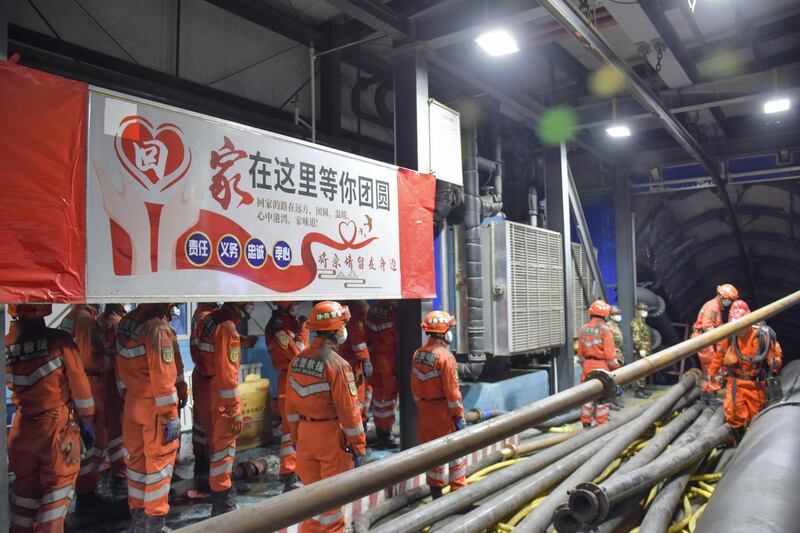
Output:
(607, 319), (624, 366)
(631, 316), (651, 390)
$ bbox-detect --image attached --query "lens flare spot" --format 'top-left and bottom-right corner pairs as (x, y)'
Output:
(590, 65), (626, 97)
(537, 106), (578, 145)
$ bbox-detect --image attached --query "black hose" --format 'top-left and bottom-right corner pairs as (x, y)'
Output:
(638, 460), (701, 533)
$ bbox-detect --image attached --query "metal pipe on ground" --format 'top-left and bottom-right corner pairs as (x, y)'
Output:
(638, 460), (702, 533)
(513, 372), (700, 533)
(176, 290), (800, 533)
(371, 409), (639, 533)
(695, 360), (800, 533)
(565, 420), (731, 529)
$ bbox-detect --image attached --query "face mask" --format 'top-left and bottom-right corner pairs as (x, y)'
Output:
(611, 315), (621, 323)
(244, 303), (255, 317)
(123, 304), (134, 313)
(722, 299), (732, 307)
(215, 302), (224, 308)
(445, 330), (454, 344)
(638, 311), (648, 318)
(169, 306), (181, 321)
(336, 327), (348, 345)
(289, 304), (300, 317)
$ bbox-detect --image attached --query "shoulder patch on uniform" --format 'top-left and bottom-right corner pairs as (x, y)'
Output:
(161, 345), (175, 364)
(348, 379), (358, 397)
(229, 344), (240, 363)
(276, 330), (290, 347)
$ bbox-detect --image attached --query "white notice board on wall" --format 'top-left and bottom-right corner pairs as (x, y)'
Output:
(428, 99), (463, 186)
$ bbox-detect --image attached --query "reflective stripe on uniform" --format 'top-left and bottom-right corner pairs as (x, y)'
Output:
(108, 436), (124, 448)
(127, 483), (171, 503)
(73, 397), (94, 409)
(289, 377), (331, 397)
(117, 380), (127, 391)
(197, 341), (215, 352)
(412, 367), (441, 381)
(108, 448), (128, 462)
(352, 342), (368, 352)
(117, 344), (147, 358)
(365, 321), (392, 332)
(281, 434), (293, 443)
(12, 493), (39, 509)
(286, 413), (301, 422)
(373, 411), (394, 418)
(209, 462), (233, 477)
(127, 464), (173, 484)
(40, 485), (75, 505)
(426, 469), (447, 482)
(371, 399), (396, 408)
(280, 447), (296, 457)
(218, 388), (239, 399)
(36, 504), (69, 524)
(448, 401), (463, 409)
(79, 463), (98, 476)
(7, 357), (64, 386)
(314, 511), (344, 525)
(209, 447), (236, 462)
(342, 425), (364, 437)
(155, 392), (178, 406)
(11, 514), (33, 527)
(580, 338), (603, 347)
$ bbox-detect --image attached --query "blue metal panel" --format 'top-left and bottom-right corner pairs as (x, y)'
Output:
(460, 370), (549, 411)
(583, 193), (617, 304)
(662, 162), (706, 180)
(728, 154), (777, 173)
(433, 231), (443, 311)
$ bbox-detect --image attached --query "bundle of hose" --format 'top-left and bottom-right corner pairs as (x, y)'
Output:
(512, 372), (701, 533)
(370, 405), (648, 533)
(564, 422), (731, 529)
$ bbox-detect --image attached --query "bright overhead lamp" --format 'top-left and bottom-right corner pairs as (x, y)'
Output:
(764, 97), (791, 114)
(606, 125), (631, 138)
(475, 29), (519, 57)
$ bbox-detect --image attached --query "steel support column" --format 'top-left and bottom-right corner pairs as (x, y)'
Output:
(393, 50), (429, 449)
(614, 173), (636, 369)
(536, 0), (756, 300)
(320, 29), (342, 137)
(545, 142), (575, 392)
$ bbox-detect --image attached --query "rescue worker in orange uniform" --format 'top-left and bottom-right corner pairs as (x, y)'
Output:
(164, 305), (189, 474)
(96, 304), (129, 500)
(577, 300), (620, 427)
(365, 300), (399, 449)
(285, 301), (366, 533)
(692, 284), (738, 397)
(714, 300), (782, 441)
(339, 301), (373, 424)
(411, 311), (466, 499)
(6, 304), (96, 533)
(116, 304), (181, 532)
(189, 302), (219, 484)
(265, 301), (304, 491)
(58, 304), (109, 508)
(197, 302), (255, 515)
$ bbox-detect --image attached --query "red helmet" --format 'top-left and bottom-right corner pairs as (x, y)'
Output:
(728, 300), (751, 322)
(588, 300), (611, 318)
(8, 304), (52, 319)
(307, 301), (351, 331)
(421, 311), (456, 333)
(717, 284), (739, 301)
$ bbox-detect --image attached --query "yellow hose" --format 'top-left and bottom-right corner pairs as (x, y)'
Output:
(697, 481), (715, 494)
(546, 425), (579, 433)
(466, 458), (524, 483)
(667, 496), (693, 533)
(689, 473), (722, 482)
(644, 484), (659, 508)
(506, 495), (547, 526)
(688, 503), (707, 532)
(688, 487), (712, 500)
(593, 458), (622, 484)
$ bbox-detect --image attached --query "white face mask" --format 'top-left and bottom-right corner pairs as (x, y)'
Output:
(336, 327), (348, 345)
(638, 311), (648, 318)
(169, 306), (181, 321)
(722, 299), (732, 307)
(123, 304), (134, 313)
(289, 304), (300, 317)
(244, 303), (255, 317)
(611, 315), (622, 323)
(445, 330), (454, 344)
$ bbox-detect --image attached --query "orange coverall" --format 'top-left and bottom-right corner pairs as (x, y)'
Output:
(6, 318), (95, 532)
(266, 309), (301, 476)
(116, 306), (179, 518)
(365, 302), (398, 432)
(338, 309), (372, 424)
(190, 303), (217, 473)
(285, 338), (366, 532)
(411, 337), (466, 491)
(97, 308), (127, 482)
(577, 317), (619, 426)
(692, 297), (726, 392)
(197, 306), (243, 492)
(59, 305), (109, 496)
(717, 326), (783, 428)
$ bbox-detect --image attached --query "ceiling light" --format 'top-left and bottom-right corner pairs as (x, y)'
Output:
(475, 30), (519, 57)
(606, 125), (631, 138)
(764, 97), (791, 114)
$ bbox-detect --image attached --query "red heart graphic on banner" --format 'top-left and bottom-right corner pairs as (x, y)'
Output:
(114, 115), (192, 194)
(338, 220), (357, 244)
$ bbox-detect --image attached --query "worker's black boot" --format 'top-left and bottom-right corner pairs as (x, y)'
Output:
(376, 429), (399, 450)
(430, 486), (443, 500)
(281, 473), (302, 492)
(582, 422), (592, 429)
(634, 388), (651, 399)
(143, 514), (172, 532)
(211, 488), (237, 516)
(128, 508), (146, 533)
(112, 474), (128, 501)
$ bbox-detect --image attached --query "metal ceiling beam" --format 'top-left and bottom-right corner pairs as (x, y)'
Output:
(324, 0), (408, 40)
(537, 0), (756, 298)
(205, 0), (319, 45)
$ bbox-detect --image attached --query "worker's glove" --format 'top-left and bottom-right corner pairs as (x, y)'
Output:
(164, 417), (182, 444)
(639, 349), (647, 357)
(176, 382), (189, 410)
(353, 453), (364, 468)
(79, 420), (96, 451)
(363, 360), (373, 379)
(454, 417), (466, 431)
(228, 414), (244, 436)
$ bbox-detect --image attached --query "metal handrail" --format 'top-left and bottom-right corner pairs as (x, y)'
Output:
(178, 289), (800, 532)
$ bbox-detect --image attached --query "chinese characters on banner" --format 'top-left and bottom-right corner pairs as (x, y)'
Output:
(86, 90), (416, 300)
